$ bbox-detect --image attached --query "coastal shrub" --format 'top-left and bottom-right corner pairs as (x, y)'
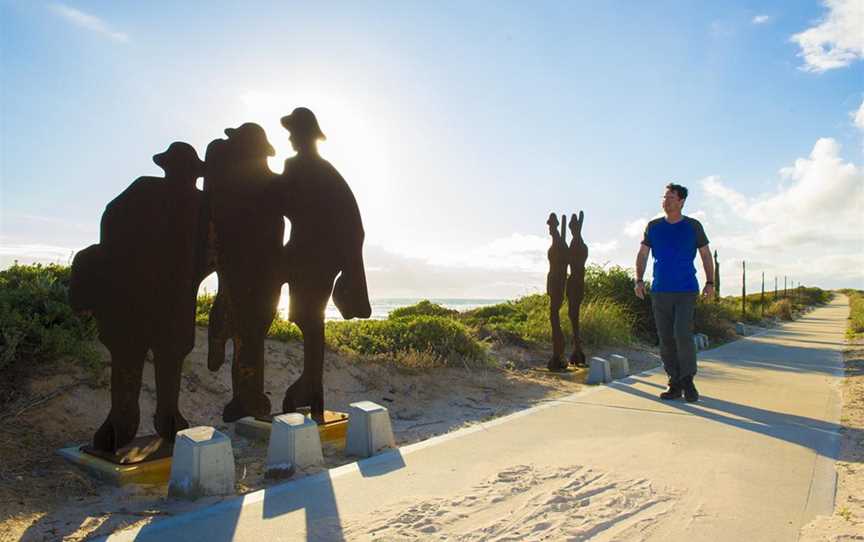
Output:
(326, 315), (487, 367)
(765, 299), (794, 321)
(0, 264), (99, 375)
(195, 292), (215, 326)
(840, 289), (864, 337)
(578, 300), (635, 347)
(268, 316), (303, 342)
(518, 297), (633, 347)
(389, 300), (458, 319)
(693, 299), (736, 342)
(195, 293), (303, 342)
(460, 302), (524, 328)
(584, 264), (655, 341)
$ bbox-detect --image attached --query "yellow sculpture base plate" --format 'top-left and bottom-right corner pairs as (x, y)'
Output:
(57, 436), (172, 486)
(236, 409), (349, 445)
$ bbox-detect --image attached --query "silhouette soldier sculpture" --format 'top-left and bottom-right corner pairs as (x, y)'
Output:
(69, 142), (208, 453)
(546, 213), (568, 371)
(271, 107), (371, 420)
(566, 211), (588, 367)
(203, 123), (284, 422)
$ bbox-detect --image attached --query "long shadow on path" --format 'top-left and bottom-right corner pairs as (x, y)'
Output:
(612, 378), (850, 463)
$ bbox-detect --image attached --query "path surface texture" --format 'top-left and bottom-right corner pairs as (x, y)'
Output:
(104, 296), (849, 542)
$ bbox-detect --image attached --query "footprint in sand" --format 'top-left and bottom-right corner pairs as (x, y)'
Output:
(345, 464), (679, 541)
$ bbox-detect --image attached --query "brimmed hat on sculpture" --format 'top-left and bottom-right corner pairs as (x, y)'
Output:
(224, 123), (276, 157)
(152, 142), (205, 176)
(281, 107), (326, 141)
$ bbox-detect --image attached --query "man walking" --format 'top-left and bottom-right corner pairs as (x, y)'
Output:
(634, 183), (713, 402)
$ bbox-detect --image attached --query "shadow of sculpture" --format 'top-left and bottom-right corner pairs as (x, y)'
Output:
(270, 107), (371, 420)
(203, 123), (285, 422)
(68, 142), (209, 452)
(546, 213), (568, 371)
(566, 211), (587, 367)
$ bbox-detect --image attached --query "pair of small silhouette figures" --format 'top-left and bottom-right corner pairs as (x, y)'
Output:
(546, 211), (588, 371)
(70, 108), (371, 453)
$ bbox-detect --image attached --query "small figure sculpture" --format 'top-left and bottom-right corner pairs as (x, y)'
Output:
(566, 211), (588, 367)
(270, 107), (371, 420)
(546, 213), (568, 371)
(69, 142), (208, 452)
(203, 123), (284, 422)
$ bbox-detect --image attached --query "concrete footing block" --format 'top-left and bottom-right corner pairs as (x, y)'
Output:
(609, 354), (630, 379)
(168, 426), (235, 499)
(265, 413), (323, 478)
(586, 357), (612, 384)
(345, 401), (395, 458)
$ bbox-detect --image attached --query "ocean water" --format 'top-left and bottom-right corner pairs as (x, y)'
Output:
(278, 298), (507, 321)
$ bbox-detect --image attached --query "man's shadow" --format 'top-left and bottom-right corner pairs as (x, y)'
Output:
(614, 377), (852, 463)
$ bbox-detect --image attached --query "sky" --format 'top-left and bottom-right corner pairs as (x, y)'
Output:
(1, 0), (862, 301)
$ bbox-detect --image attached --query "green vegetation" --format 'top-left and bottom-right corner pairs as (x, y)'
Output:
(196, 291), (304, 341)
(389, 299), (458, 319)
(723, 287), (833, 324)
(693, 299), (737, 342)
(0, 263), (99, 376)
(327, 316), (487, 367)
(840, 289), (864, 338)
(0, 262), (840, 380)
(461, 294), (633, 348)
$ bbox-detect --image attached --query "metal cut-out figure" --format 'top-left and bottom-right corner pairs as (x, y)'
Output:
(270, 107), (371, 420)
(546, 213), (568, 371)
(203, 123), (284, 422)
(69, 142), (208, 452)
(566, 211), (588, 367)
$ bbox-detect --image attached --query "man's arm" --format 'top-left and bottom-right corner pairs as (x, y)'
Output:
(634, 244), (650, 299)
(699, 244), (715, 298)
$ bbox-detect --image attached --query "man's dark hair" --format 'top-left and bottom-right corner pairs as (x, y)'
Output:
(666, 183), (688, 200)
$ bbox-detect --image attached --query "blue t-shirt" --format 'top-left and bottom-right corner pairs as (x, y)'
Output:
(642, 216), (709, 293)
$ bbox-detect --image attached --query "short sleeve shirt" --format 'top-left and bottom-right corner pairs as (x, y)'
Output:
(642, 216), (709, 292)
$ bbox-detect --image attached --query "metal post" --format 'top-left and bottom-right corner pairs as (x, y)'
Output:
(713, 250), (720, 301)
(742, 261), (746, 320)
(761, 271), (765, 318)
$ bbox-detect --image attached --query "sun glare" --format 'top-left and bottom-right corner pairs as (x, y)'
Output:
(236, 89), (395, 313)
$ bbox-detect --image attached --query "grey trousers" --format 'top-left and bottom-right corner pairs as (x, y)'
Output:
(651, 292), (698, 384)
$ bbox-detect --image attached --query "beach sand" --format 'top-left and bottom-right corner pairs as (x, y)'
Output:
(798, 342), (864, 541)
(0, 328), (658, 541)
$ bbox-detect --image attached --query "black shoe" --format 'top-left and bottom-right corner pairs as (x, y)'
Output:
(659, 385), (683, 400)
(682, 377), (699, 403)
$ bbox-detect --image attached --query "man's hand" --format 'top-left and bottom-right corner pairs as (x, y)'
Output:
(702, 283), (715, 298)
(634, 280), (646, 300)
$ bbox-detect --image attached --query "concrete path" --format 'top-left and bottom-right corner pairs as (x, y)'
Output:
(103, 296), (848, 541)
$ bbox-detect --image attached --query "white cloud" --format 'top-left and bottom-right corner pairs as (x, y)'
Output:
(589, 239), (619, 254)
(623, 212), (664, 238)
(791, 0), (863, 72)
(853, 98), (864, 131)
(752, 15), (772, 25)
(700, 138), (863, 288)
(49, 4), (129, 43)
(623, 218), (648, 238)
(0, 243), (77, 262)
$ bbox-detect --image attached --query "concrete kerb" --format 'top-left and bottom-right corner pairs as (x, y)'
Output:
(608, 355), (630, 379)
(98, 327), (815, 541)
(586, 357), (611, 384)
(168, 427), (235, 500)
(345, 401), (396, 458)
(265, 413), (324, 478)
